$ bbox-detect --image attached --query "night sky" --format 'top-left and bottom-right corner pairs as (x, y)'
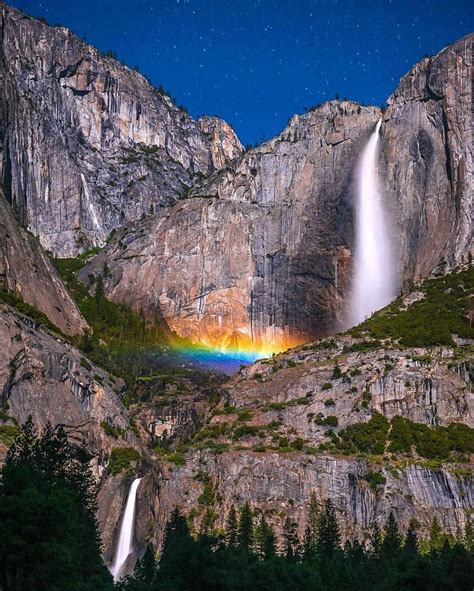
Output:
(9, 0), (474, 146)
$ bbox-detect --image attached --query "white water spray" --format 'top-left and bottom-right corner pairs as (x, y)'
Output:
(350, 120), (395, 326)
(110, 478), (141, 580)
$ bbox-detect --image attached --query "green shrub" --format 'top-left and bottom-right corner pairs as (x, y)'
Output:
(233, 425), (260, 439)
(321, 383), (332, 391)
(291, 437), (305, 450)
(108, 447), (140, 475)
(166, 450), (187, 465)
(324, 398), (336, 407)
(0, 290), (60, 335)
(337, 413), (389, 455)
(198, 482), (215, 506)
(0, 424), (20, 446)
(388, 416), (474, 459)
(100, 420), (125, 439)
(314, 414), (338, 427)
(237, 409), (253, 422)
(364, 471), (386, 490)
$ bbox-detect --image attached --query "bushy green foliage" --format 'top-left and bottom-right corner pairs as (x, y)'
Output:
(337, 412), (389, 454)
(314, 414), (339, 427)
(100, 420), (125, 439)
(52, 257), (169, 383)
(108, 447), (140, 475)
(233, 425), (261, 439)
(353, 266), (474, 347)
(345, 339), (382, 352)
(198, 482), (215, 506)
(335, 413), (474, 460)
(389, 416), (474, 459)
(0, 424), (20, 446)
(262, 397), (308, 411)
(364, 471), (387, 490)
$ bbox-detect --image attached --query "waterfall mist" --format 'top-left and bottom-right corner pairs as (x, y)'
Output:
(110, 478), (141, 580)
(349, 120), (395, 326)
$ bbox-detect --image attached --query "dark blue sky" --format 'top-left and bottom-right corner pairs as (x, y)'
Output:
(10, 0), (473, 145)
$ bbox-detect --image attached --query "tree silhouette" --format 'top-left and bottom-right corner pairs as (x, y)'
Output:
(238, 502), (254, 552)
(225, 505), (238, 548)
(381, 512), (402, 560)
(316, 499), (341, 559)
(0, 418), (112, 591)
(283, 516), (300, 560)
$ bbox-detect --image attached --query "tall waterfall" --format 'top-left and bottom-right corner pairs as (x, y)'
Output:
(350, 119), (395, 326)
(110, 478), (142, 580)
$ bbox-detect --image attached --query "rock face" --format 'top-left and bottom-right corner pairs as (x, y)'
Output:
(0, 5), (242, 256)
(148, 449), (471, 544)
(83, 35), (473, 353)
(224, 337), (473, 445)
(0, 303), (139, 475)
(0, 190), (87, 335)
(83, 102), (379, 351)
(111, 335), (473, 560)
(382, 34), (473, 284)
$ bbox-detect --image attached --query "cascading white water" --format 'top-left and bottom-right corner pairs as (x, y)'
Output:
(110, 478), (142, 580)
(350, 120), (395, 326)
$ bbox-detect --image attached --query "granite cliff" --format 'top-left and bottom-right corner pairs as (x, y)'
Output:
(0, 4), (242, 257)
(0, 5), (472, 574)
(82, 34), (473, 353)
(98, 266), (473, 557)
(0, 189), (87, 335)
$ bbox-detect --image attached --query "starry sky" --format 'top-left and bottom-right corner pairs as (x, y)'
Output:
(10, 0), (474, 146)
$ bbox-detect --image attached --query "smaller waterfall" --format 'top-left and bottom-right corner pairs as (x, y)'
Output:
(110, 478), (141, 580)
(350, 119), (395, 326)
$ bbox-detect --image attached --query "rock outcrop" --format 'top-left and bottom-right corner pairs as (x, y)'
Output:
(82, 102), (379, 351)
(83, 35), (473, 353)
(0, 303), (139, 474)
(145, 449), (471, 545)
(0, 189), (87, 335)
(382, 33), (473, 284)
(0, 5), (242, 256)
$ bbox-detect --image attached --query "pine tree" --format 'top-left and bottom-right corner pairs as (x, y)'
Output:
(254, 514), (277, 560)
(381, 512), (402, 560)
(347, 539), (366, 563)
(0, 418), (113, 591)
(303, 492), (319, 561)
(464, 519), (474, 552)
(404, 520), (419, 553)
(200, 508), (216, 537)
(163, 508), (189, 544)
(316, 499), (341, 559)
(117, 545), (156, 590)
(429, 516), (444, 551)
(225, 505), (239, 548)
(238, 502), (254, 552)
(369, 522), (382, 558)
(283, 516), (300, 560)
(95, 275), (105, 302)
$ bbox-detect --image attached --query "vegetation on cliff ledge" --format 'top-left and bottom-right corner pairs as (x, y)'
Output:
(352, 265), (474, 347)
